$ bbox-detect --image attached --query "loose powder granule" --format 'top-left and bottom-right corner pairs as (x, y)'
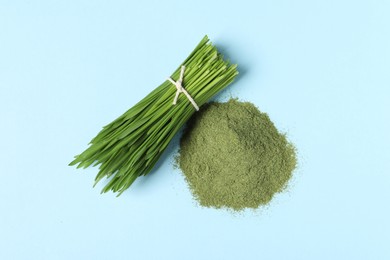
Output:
(177, 99), (297, 211)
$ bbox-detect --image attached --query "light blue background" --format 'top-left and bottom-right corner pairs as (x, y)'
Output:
(1, 0), (389, 259)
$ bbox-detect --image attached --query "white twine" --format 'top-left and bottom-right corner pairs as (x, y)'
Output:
(167, 65), (199, 111)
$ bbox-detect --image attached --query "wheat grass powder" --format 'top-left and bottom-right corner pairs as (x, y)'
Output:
(177, 99), (297, 211)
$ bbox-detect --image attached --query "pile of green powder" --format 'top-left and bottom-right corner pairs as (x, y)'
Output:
(177, 99), (297, 211)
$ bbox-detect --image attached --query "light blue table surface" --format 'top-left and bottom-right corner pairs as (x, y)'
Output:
(1, 1), (389, 259)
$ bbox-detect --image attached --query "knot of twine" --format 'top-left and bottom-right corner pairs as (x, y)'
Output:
(167, 65), (199, 111)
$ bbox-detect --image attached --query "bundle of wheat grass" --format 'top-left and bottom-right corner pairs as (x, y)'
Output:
(70, 36), (238, 195)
